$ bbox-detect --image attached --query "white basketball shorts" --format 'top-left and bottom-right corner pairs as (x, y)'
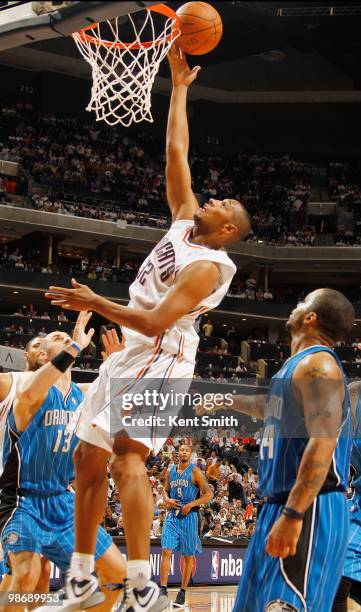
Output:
(75, 339), (194, 455)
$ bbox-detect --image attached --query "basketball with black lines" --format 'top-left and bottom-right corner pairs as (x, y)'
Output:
(176, 2), (223, 55)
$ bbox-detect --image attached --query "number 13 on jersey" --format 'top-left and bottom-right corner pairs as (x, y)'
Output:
(53, 429), (72, 453)
(260, 424), (275, 460)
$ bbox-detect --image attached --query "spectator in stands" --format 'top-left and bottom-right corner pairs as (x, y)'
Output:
(103, 506), (119, 535)
(152, 510), (166, 537)
(201, 510), (214, 536)
(202, 319), (214, 337)
(247, 467), (256, 485)
(206, 458), (222, 488)
(205, 522), (222, 538)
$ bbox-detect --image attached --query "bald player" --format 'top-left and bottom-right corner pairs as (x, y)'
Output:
(0, 317), (126, 612)
(199, 289), (355, 611)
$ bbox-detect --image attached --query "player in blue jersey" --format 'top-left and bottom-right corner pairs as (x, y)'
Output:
(159, 444), (212, 608)
(199, 288), (355, 611)
(332, 380), (361, 611)
(0, 314), (126, 611)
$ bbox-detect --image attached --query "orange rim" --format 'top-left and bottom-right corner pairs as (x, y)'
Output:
(74, 3), (180, 50)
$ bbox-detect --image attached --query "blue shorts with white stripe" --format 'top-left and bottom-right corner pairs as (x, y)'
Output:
(161, 511), (201, 557)
(234, 492), (349, 612)
(0, 490), (111, 572)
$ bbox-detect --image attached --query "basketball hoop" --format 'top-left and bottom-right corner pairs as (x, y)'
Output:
(72, 4), (180, 127)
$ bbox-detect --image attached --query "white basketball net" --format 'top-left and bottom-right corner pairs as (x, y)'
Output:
(72, 9), (180, 127)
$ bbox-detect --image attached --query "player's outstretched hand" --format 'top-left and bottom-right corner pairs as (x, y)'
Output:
(265, 514), (303, 559)
(101, 328), (125, 361)
(45, 278), (97, 311)
(72, 310), (95, 351)
(167, 44), (201, 88)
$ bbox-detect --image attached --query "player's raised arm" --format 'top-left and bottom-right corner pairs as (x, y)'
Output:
(14, 312), (94, 429)
(46, 262), (219, 337)
(166, 45), (201, 222)
(266, 351), (345, 558)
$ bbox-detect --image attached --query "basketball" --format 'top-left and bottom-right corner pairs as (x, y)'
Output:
(176, 2), (223, 56)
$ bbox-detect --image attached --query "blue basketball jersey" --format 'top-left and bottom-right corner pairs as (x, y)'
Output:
(169, 464), (199, 507)
(351, 387), (361, 495)
(258, 345), (352, 499)
(0, 383), (83, 495)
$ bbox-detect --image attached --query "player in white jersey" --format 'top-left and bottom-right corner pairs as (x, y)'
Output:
(45, 45), (250, 612)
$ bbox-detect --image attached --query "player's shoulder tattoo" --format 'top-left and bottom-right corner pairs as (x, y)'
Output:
(304, 365), (329, 379)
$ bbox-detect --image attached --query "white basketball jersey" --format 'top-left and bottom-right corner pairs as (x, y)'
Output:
(0, 371), (22, 474)
(123, 220), (236, 363)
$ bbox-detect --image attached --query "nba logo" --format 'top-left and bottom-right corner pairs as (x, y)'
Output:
(211, 551), (219, 580)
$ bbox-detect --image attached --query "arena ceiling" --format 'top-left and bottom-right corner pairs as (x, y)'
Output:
(185, 0), (361, 91)
(0, 1), (361, 93)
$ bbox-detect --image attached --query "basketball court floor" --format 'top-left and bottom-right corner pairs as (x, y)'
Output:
(166, 587), (361, 611)
(167, 586), (236, 611)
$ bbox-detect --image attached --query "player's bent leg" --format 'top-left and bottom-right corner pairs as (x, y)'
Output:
(64, 444), (109, 609)
(94, 543), (126, 612)
(0, 572), (48, 612)
(35, 557), (51, 593)
(0, 552), (41, 612)
(109, 438), (152, 563)
(110, 439), (168, 611)
(332, 576), (351, 612)
(27, 558), (51, 610)
(73, 441), (110, 555)
(62, 447), (109, 606)
(8, 551), (41, 591)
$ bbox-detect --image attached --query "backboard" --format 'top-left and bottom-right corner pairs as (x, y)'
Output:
(0, 1), (164, 52)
